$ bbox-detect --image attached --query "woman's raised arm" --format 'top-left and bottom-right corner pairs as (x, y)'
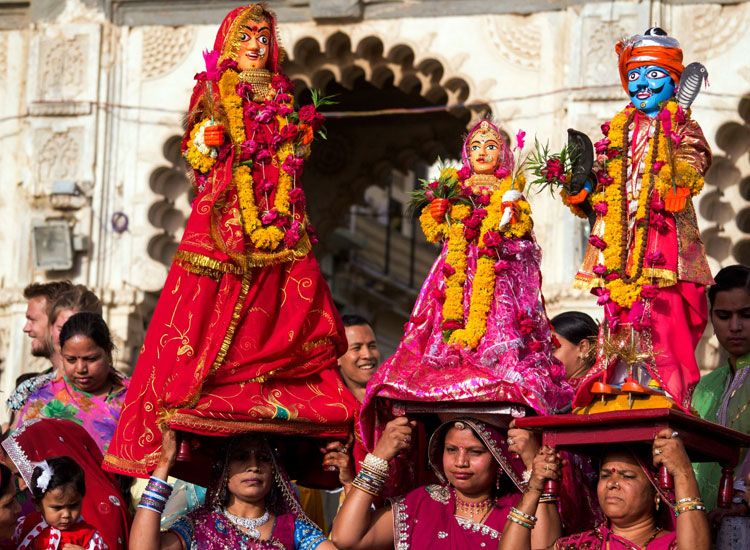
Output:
(128, 429), (184, 550)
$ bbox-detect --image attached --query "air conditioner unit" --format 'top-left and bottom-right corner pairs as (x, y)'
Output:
(32, 221), (73, 271)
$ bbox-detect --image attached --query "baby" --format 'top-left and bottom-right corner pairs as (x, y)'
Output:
(15, 456), (107, 549)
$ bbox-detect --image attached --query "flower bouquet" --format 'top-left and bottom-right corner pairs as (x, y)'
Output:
(526, 139), (579, 196)
(410, 164), (470, 224)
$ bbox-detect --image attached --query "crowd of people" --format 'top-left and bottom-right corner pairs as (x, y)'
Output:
(0, 268), (744, 548)
(1, 4), (748, 549)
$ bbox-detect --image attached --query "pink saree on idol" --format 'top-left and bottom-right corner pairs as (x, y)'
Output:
(104, 4), (356, 478)
(360, 120), (572, 452)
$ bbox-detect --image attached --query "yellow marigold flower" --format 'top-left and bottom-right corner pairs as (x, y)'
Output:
(419, 208), (447, 243)
(440, 167), (459, 183)
(450, 204), (471, 221)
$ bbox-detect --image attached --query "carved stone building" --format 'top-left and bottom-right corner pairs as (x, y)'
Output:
(0, 0), (748, 419)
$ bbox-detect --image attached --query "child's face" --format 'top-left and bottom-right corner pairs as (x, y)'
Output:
(40, 485), (82, 530)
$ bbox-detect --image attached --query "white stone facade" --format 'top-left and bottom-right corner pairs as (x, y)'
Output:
(0, 0), (748, 421)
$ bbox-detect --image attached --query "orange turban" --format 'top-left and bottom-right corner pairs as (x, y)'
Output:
(615, 38), (684, 91)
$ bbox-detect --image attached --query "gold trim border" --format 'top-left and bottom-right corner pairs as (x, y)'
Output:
(168, 412), (352, 436)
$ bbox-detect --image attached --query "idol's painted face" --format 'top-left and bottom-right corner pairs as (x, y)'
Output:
(468, 136), (501, 175)
(627, 65), (675, 117)
(236, 18), (271, 71)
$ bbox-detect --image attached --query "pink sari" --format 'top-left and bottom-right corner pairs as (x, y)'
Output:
(391, 485), (518, 548)
(555, 523), (676, 549)
(388, 417), (524, 547)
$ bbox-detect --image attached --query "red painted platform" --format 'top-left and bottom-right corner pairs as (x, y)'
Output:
(515, 408), (750, 507)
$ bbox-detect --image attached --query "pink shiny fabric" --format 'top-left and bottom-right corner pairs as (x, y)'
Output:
(360, 234), (572, 450)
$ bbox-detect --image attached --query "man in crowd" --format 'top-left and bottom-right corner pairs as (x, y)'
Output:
(21, 281), (72, 363)
(693, 265), (750, 540)
(301, 314), (382, 532)
(337, 314), (381, 403)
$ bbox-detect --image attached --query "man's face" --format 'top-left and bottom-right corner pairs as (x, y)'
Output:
(338, 324), (380, 390)
(23, 297), (52, 358)
(711, 288), (750, 360)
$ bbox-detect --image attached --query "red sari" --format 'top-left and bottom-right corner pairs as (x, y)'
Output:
(1, 419), (130, 550)
(104, 4), (356, 477)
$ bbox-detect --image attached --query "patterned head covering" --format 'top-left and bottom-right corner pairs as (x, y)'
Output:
(2, 419), (130, 549)
(213, 3), (285, 72)
(208, 434), (313, 521)
(427, 416), (525, 492)
(615, 28), (684, 91)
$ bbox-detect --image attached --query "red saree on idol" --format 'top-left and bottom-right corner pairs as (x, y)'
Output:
(104, 4), (356, 477)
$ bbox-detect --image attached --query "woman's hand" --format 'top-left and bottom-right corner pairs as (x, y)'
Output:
(153, 428), (179, 480)
(528, 446), (560, 491)
(372, 417), (415, 462)
(322, 438), (355, 486)
(652, 429), (692, 478)
(508, 421), (540, 470)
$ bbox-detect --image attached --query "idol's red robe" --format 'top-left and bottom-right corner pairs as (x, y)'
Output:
(104, 5), (356, 477)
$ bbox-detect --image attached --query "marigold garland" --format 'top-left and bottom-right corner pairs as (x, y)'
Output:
(419, 208), (447, 243)
(655, 159), (704, 196)
(448, 187), (504, 348)
(450, 203), (471, 221)
(438, 174), (533, 349)
(218, 69), (302, 251)
(594, 100), (694, 309)
(442, 223), (468, 327)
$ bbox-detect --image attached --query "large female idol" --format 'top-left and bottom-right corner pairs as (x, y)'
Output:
(105, 4), (356, 477)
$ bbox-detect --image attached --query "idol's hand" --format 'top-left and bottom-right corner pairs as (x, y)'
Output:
(372, 416), (416, 461)
(508, 421), (540, 470)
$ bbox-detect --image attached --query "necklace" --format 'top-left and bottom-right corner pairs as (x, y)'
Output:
(464, 173), (501, 194)
(238, 69), (272, 101)
(222, 507), (270, 538)
(454, 491), (494, 522)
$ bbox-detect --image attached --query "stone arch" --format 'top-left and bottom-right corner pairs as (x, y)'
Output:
(140, 31), (493, 336)
(146, 136), (191, 269)
(283, 33), (490, 241)
(700, 93), (750, 267)
(695, 93), (750, 371)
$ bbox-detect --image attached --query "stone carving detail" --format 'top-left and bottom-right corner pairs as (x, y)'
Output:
(35, 128), (84, 188)
(698, 96), (750, 266)
(37, 34), (88, 101)
(681, 4), (748, 61)
(141, 26), (195, 80)
(485, 16), (541, 71)
(580, 19), (629, 88)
